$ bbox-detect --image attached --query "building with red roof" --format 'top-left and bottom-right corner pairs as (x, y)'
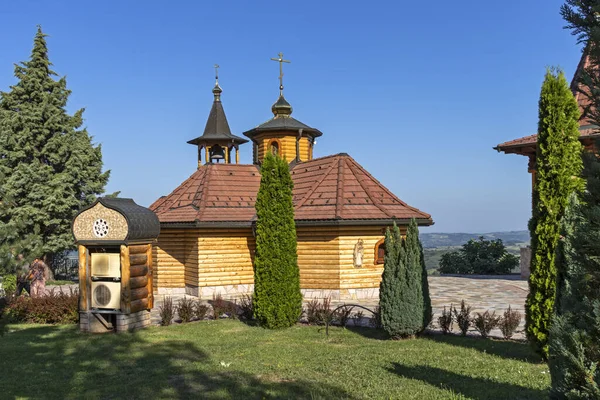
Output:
(150, 66), (432, 300)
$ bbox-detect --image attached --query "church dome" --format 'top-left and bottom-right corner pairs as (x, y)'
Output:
(271, 95), (293, 117)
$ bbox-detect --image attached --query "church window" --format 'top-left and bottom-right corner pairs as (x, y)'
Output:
(269, 139), (280, 156)
(375, 238), (385, 264)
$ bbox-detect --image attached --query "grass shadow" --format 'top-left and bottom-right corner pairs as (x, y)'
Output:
(388, 362), (547, 400)
(0, 324), (356, 399)
(423, 332), (543, 363)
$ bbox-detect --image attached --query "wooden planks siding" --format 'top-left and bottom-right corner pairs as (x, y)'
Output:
(196, 228), (255, 287)
(297, 226), (340, 289)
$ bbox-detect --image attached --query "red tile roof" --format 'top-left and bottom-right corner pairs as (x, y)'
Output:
(495, 50), (600, 154)
(150, 154), (433, 226)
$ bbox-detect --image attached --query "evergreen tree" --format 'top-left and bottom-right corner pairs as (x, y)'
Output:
(379, 220), (424, 338)
(526, 68), (584, 358)
(549, 155), (600, 398)
(0, 27), (109, 273)
(419, 237), (433, 329)
(252, 152), (302, 329)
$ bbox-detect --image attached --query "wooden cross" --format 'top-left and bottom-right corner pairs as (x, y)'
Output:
(270, 52), (290, 95)
(214, 64), (220, 82)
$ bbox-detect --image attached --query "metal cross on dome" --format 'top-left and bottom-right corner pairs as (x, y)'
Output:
(214, 64), (220, 83)
(270, 52), (290, 95)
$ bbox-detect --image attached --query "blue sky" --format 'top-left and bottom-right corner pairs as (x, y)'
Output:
(0, 0), (583, 233)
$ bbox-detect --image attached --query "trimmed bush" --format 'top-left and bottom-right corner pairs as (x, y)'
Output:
(252, 152), (302, 329)
(3, 288), (78, 324)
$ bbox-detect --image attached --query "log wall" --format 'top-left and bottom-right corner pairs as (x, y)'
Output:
(153, 228), (197, 289)
(254, 132), (312, 163)
(296, 226), (341, 289)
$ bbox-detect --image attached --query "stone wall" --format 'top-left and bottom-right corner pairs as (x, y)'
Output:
(79, 310), (151, 333)
(520, 246), (531, 279)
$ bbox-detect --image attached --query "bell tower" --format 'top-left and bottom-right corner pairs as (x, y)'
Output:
(187, 65), (248, 167)
(243, 53), (322, 164)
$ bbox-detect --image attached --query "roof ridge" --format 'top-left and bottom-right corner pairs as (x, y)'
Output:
(335, 157), (344, 219)
(345, 158), (394, 219)
(293, 156), (338, 209)
(163, 169), (204, 211)
(193, 164), (213, 220)
(345, 155), (431, 219)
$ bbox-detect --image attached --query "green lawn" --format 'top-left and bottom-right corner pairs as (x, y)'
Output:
(0, 320), (549, 399)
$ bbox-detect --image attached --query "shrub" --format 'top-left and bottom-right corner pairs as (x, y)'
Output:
(316, 297), (333, 326)
(438, 305), (454, 334)
(239, 295), (253, 320)
(499, 305), (522, 340)
(226, 300), (239, 320)
(176, 297), (194, 323)
(2, 274), (17, 296)
(305, 299), (320, 325)
(473, 310), (501, 338)
(3, 288), (78, 324)
(352, 310), (364, 326)
(335, 305), (353, 328)
(159, 296), (174, 326)
(370, 306), (382, 329)
(194, 301), (209, 320)
(211, 294), (229, 319)
(453, 300), (472, 336)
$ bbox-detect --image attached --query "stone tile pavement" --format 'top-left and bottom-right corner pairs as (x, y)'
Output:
(150, 275), (529, 338)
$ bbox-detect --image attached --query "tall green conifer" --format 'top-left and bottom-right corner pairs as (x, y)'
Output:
(549, 156), (600, 397)
(379, 220), (425, 338)
(252, 152), (302, 329)
(526, 68), (583, 357)
(0, 27), (109, 272)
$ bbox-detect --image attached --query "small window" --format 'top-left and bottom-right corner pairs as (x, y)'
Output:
(270, 140), (279, 155)
(375, 238), (385, 264)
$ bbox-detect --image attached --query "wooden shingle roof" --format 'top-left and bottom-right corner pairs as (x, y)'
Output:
(150, 154), (432, 227)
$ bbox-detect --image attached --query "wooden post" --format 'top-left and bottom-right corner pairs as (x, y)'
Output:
(235, 146), (239, 164)
(225, 147), (230, 163)
(205, 146), (210, 163)
(78, 245), (89, 311)
(197, 146), (202, 169)
(120, 245), (131, 314)
(146, 243), (154, 309)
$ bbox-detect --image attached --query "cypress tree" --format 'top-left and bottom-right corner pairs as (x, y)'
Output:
(419, 234), (433, 330)
(0, 27), (109, 273)
(252, 152), (302, 329)
(526, 68), (584, 358)
(549, 155), (600, 398)
(379, 220), (424, 338)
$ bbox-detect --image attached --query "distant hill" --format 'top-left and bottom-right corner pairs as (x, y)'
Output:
(419, 231), (530, 249)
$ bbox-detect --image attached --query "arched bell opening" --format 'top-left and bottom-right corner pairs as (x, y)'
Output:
(209, 145), (226, 163)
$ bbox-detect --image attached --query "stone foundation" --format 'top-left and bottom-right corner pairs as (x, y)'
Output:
(80, 310), (151, 333)
(156, 285), (381, 301)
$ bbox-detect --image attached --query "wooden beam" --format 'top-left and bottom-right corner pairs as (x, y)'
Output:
(146, 243), (154, 309)
(78, 245), (89, 311)
(120, 245), (131, 314)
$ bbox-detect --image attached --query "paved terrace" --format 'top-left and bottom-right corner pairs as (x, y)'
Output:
(149, 275), (529, 339)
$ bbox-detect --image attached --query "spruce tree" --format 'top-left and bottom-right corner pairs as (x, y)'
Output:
(379, 220), (424, 338)
(252, 152), (302, 329)
(526, 68), (584, 358)
(0, 27), (109, 273)
(549, 155), (600, 398)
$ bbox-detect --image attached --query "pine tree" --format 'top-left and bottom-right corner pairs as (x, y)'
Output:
(252, 152), (302, 329)
(379, 221), (424, 338)
(549, 155), (600, 398)
(0, 27), (109, 273)
(526, 68), (584, 358)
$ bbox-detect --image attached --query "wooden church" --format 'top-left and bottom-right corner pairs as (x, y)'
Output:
(150, 57), (433, 300)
